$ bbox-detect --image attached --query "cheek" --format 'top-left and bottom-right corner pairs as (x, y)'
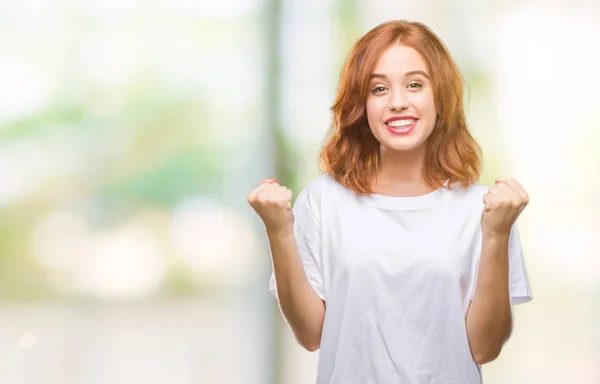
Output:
(424, 97), (438, 134)
(424, 93), (437, 118)
(410, 93), (436, 120)
(366, 98), (385, 124)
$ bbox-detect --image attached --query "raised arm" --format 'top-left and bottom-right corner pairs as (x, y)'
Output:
(247, 179), (326, 351)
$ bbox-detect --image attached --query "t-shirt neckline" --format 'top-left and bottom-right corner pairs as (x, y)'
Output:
(364, 180), (450, 210)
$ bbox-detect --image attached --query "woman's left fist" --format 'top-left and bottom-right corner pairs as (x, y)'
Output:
(481, 178), (529, 237)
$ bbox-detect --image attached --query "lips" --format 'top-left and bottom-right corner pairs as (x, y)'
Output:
(385, 115), (418, 125)
(385, 117), (418, 135)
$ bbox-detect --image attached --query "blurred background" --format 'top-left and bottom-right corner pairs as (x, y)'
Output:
(0, 0), (599, 383)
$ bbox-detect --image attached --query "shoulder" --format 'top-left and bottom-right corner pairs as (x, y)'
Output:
(447, 181), (489, 195)
(445, 181), (491, 207)
(298, 173), (348, 197)
(295, 173), (352, 210)
(461, 182), (490, 198)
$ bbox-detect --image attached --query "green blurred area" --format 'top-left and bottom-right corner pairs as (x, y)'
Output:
(0, 58), (224, 301)
(0, 1), (507, 303)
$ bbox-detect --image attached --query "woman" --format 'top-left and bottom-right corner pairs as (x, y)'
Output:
(247, 20), (532, 384)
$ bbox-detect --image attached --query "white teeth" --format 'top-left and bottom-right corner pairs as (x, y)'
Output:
(387, 119), (415, 127)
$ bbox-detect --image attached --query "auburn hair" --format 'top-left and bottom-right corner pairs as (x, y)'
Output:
(319, 20), (481, 194)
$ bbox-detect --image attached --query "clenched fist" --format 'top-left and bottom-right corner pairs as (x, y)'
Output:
(247, 178), (294, 236)
(481, 178), (529, 237)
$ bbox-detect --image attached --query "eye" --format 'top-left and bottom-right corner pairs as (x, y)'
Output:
(371, 85), (387, 94)
(407, 81), (423, 90)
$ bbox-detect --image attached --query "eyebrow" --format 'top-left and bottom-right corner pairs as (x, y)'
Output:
(370, 70), (430, 80)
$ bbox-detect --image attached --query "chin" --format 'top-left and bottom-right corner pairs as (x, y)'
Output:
(382, 136), (427, 152)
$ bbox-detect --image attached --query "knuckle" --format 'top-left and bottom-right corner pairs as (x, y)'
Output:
(265, 196), (277, 205)
(272, 197), (285, 206)
(256, 195), (268, 205)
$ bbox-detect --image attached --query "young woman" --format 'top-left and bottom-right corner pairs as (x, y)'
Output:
(247, 20), (532, 384)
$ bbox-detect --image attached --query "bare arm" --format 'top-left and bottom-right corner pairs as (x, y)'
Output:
(467, 178), (529, 364)
(465, 233), (512, 364)
(247, 179), (325, 352)
(268, 228), (326, 351)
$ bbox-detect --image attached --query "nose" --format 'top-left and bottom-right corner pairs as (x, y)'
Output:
(388, 88), (409, 111)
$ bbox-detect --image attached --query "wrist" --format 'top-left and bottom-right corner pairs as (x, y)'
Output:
(266, 226), (294, 241)
(482, 231), (510, 244)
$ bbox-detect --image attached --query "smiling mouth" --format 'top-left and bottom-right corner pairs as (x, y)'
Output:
(385, 118), (417, 127)
(385, 119), (418, 135)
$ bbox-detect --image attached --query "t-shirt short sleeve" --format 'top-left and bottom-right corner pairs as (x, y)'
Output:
(268, 187), (325, 301)
(507, 222), (533, 305)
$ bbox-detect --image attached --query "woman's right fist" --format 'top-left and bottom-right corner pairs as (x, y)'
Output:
(247, 179), (294, 235)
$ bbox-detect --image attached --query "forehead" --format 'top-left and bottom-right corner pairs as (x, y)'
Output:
(372, 44), (428, 75)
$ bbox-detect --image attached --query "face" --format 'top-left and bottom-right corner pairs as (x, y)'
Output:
(366, 44), (437, 153)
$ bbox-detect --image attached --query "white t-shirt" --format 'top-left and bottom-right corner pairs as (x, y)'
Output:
(269, 174), (533, 384)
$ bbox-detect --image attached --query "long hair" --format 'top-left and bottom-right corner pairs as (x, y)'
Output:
(319, 20), (481, 194)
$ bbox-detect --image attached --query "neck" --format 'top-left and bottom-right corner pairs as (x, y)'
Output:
(371, 144), (435, 197)
(379, 145), (427, 181)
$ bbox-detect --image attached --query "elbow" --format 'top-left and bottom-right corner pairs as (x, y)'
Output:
(298, 338), (320, 352)
(302, 341), (320, 352)
(296, 333), (321, 352)
(467, 320), (512, 365)
(472, 347), (501, 365)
